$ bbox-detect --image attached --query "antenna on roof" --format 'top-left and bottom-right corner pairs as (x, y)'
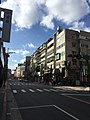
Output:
(57, 26), (62, 34)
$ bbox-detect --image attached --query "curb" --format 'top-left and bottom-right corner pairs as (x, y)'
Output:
(1, 87), (6, 120)
(53, 86), (90, 91)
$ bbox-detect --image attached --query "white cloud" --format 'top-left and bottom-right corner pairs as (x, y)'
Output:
(23, 43), (36, 49)
(46, 0), (90, 24)
(69, 21), (90, 32)
(1, 0), (45, 29)
(11, 59), (17, 63)
(10, 49), (30, 55)
(8, 63), (18, 70)
(1, 0), (90, 29)
(27, 43), (35, 48)
(40, 15), (54, 29)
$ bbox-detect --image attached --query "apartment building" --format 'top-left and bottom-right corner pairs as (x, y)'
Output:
(46, 38), (54, 70)
(25, 27), (90, 84)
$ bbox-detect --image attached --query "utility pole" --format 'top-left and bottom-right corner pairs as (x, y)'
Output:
(4, 49), (15, 86)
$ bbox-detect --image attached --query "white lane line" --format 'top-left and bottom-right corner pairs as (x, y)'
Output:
(50, 89), (57, 92)
(63, 95), (90, 105)
(29, 89), (35, 93)
(21, 89), (26, 93)
(13, 90), (17, 94)
(61, 93), (90, 96)
(11, 104), (54, 110)
(11, 104), (79, 120)
(43, 89), (50, 92)
(36, 89), (43, 92)
(53, 105), (79, 120)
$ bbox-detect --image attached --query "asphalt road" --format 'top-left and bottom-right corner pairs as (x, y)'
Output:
(7, 80), (90, 120)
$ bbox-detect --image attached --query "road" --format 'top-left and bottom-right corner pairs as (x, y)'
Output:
(7, 80), (90, 120)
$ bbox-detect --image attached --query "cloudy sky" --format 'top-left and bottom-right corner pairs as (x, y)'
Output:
(0, 0), (90, 69)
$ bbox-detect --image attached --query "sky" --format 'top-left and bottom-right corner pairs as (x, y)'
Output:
(0, 0), (90, 70)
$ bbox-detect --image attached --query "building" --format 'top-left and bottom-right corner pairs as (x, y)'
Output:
(25, 27), (90, 85)
(14, 63), (25, 80)
(25, 56), (31, 80)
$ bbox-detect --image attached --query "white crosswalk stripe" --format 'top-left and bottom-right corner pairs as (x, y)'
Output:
(36, 89), (43, 92)
(21, 89), (26, 92)
(43, 89), (50, 92)
(29, 89), (35, 92)
(50, 89), (57, 92)
(13, 90), (17, 93)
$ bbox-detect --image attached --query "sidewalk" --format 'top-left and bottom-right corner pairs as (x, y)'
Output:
(0, 86), (6, 120)
(53, 86), (90, 91)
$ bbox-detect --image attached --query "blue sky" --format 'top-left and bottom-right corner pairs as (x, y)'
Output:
(0, 0), (90, 70)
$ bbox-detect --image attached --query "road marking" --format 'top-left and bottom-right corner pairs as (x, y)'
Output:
(13, 90), (17, 94)
(61, 93), (90, 96)
(36, 89), (43, 92)
(29, 89), (35, 92)
(6, 112), (11, 116)
(53, 105), (79, 120)
(43, 89), (50, 92)
(63, 95), (90, 105)
(58, 89), (66, 92)
(50, 89), (57, 92)
(11, 104), (54, 110)
(21, 89), (26, 93)
(10, 83), (12, 85)
(11, 104), (79, 120)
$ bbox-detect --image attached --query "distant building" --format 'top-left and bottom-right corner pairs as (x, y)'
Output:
(14, 63), (25, 80)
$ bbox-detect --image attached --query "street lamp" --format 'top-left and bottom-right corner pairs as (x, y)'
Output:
(3, 51), (15, 86)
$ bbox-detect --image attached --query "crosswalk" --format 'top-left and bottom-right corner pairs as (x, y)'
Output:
(12, 88), (59, 94)
(10, 83), (32, 86)
(10, 82), (79, 94)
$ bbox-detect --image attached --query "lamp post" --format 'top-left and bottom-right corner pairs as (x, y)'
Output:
(3, 51), (15, 87)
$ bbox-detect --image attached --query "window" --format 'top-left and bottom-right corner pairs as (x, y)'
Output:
(72, 51), (77, 55)
(47, 43), (53, 49)
(72, 42), (76, 47)
(72, 59), (77, 65)
(56, 42), (65, 50)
